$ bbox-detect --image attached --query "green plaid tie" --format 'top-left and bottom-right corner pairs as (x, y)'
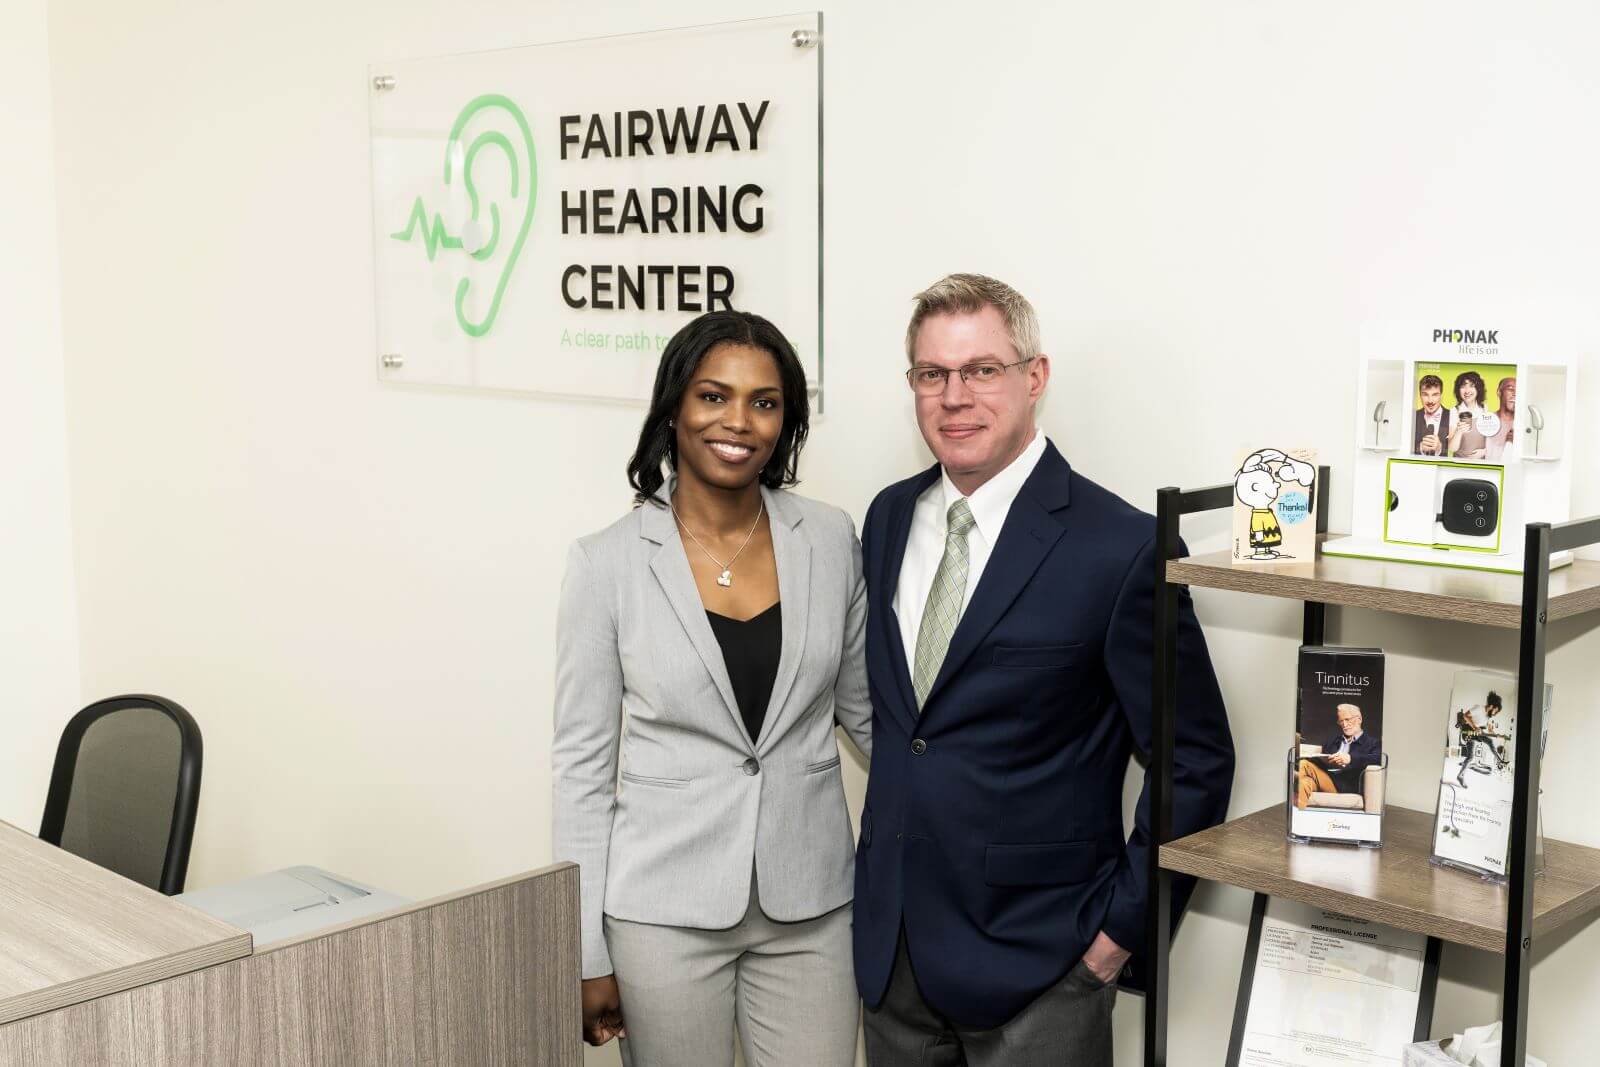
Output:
(912, 499), (977, 710)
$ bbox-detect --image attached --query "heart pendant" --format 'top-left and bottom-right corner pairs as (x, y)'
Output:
(717, 570), (732, 587)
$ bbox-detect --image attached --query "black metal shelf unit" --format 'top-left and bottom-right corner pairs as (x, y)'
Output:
(1143, 467), (1600, 1067)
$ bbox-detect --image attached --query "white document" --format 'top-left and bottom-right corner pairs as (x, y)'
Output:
(1237, 899), (1426, 1066)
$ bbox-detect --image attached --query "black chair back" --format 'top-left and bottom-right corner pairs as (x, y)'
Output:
(38, 695), (203, 895)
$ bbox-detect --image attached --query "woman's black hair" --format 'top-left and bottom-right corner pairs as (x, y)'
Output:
(626, 310), (811, 505)
(1454, 370), (1487, 407)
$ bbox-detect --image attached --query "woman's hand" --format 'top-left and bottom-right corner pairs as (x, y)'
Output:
(582, 975), (627, 1045)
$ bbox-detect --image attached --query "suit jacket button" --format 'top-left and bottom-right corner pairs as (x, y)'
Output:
(910, 739), (927, 755)
(742, 758), (760, 776)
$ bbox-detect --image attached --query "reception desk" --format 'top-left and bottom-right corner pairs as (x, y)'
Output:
(0, 819), (580, 1065)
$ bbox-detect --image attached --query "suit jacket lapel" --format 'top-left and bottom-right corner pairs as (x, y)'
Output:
(756, 488), (809, 753)
(921, 444), (1073, 712)
(642, 499), (750, 749)
(876, 465), (939, 735)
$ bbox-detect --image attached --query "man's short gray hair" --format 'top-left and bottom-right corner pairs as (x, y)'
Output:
(905, 273), (1041, 364)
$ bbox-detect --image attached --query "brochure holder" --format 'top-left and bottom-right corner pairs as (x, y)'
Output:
(1430, 789), (1546, 885)
(1286, 747), (1389, 848)
(1427, 673), (1552, 884)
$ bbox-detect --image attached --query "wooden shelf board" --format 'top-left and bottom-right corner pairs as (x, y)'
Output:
(1159, 804), (1600, 953)
(1167, 545), (1600, 629)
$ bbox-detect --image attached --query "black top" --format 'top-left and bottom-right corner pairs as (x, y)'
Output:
(706, 602), (783, 744)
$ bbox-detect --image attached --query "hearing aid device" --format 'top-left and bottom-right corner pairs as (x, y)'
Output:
(1437, 478), (1500, 537)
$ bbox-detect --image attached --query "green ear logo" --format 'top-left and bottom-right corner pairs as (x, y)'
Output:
(390, 95), (536, 338)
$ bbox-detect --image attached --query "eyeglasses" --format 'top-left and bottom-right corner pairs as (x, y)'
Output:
(905, 358), (1034, 395)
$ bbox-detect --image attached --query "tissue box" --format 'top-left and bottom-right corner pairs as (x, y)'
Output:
(1403, 1042), (1459, 1066)
(1403, 1038), (1545, 1067)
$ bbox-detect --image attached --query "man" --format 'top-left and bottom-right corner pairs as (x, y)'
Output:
(854, 274), (1234, 1065)
(1455, 691), (1508, 786)
(1413, 374), (1452, 455)
(1295, 704), (1379, 808)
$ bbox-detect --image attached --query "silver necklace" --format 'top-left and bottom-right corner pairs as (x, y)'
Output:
(670, 496), (765, 587)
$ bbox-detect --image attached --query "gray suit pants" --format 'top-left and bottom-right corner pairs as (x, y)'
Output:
(605, 873), (858, 1067)
(864, 932), (1114, 1067)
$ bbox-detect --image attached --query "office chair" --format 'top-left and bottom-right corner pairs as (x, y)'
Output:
(38, 695), (203, 895)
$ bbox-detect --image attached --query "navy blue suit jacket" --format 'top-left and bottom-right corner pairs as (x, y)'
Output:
(852, 443), (1234, 1028)
(1317, 732), (1380, 793)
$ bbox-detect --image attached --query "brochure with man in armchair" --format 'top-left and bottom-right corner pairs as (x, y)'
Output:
(1291, 646), (1386, 845)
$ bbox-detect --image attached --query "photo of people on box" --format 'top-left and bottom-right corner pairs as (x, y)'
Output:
(1412, 362), (1516, 461)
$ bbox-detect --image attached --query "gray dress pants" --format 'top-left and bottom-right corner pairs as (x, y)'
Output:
(603, 872), (858, 1067)
(864, 932), (1115, 1067)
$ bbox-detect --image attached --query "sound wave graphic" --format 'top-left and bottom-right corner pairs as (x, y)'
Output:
(389, 197), (463, 261)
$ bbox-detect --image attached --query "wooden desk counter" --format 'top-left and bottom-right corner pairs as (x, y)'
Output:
(0, 819), (252, 1026)
(0, 858), (581, 1065)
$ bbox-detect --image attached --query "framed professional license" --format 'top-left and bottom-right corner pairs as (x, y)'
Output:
(1226, 895), (1442, 1066)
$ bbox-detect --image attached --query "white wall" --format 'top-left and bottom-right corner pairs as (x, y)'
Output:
(43, 1), (1600, 1063)
(1, 0), (80, 830)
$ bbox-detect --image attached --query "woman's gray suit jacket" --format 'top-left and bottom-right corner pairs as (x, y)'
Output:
(553, 486), (872, 979)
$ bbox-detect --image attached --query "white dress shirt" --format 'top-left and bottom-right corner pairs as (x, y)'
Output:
(893, 430), (1050, 672)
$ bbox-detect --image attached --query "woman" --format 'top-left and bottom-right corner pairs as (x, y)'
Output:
(1447, 370), (1489, 459)
(552, 310), (870, 1067)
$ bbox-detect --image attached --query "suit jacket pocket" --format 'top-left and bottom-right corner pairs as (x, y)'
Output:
(984, 841), (1098, 887)
(991, 643), (1085, 670)
(805, 754), (842, 775)
(620, 770), (691, 790)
